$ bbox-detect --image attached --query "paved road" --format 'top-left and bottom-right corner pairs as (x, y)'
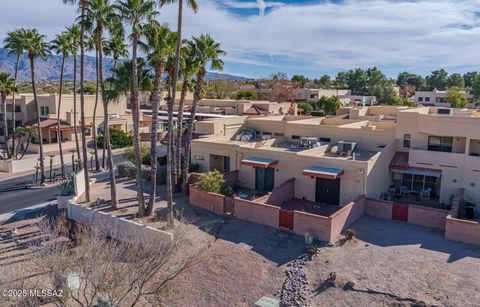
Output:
(0, 152), (127, 215)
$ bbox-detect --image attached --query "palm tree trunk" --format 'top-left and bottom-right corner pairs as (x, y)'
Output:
(92, 46), (100, 171)
(80, 1), (91, 202)
(104, 58), (118, 169)
(2, 94), (8, 157)
(98, 29), (118, 208)
(174, 78), (188, 189)
(182, 69), (205, 192)
(146, 60), (164, 216)
(57, 55), (66, 177)
(131, 31), (145, 216)
(165, 0), (184, 227)
(30, 57), (45, 184)
(73, 56), (81, 162)
(11, 54), (20, 159)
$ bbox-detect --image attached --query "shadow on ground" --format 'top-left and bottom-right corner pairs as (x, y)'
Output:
(350, 215), (480, 262)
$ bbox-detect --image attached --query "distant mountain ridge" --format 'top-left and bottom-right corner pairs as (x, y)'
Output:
(0, 48), (248, 82)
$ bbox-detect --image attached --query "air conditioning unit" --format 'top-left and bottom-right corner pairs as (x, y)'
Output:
(337, 141), (357, 156)
(437, 108), (453, 116)
(300, 137), (319, 149)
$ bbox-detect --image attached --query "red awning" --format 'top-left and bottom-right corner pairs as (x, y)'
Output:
(241, 157), (278, 168)
(302, 166), (344, 180)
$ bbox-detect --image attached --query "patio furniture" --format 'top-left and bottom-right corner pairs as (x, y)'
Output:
(399, 186), (410, 196)
(464, 202), (476, 220)
(389, 186), (396, 195)
(419, 188), (431, 201)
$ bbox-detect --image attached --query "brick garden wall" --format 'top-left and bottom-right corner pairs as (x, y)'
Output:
(408, 205), (449, 230)
(234, 198), (280, 228)
(365, 198), (393, 220)
(445, 217), (480, 245)
(329, 197), (366, 240)
(189, 185), (225, 215)
(264, 178), (295, 206)
(293, 211), (332, 242)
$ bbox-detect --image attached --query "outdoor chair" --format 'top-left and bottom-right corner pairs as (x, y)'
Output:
(399, 186), (410, 196)
(419, 188), (431, 201)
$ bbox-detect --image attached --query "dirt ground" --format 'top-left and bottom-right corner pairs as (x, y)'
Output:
(4, 178), (480, 306)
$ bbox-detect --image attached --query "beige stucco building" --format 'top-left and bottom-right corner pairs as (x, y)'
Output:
(191, 105), (480, 208)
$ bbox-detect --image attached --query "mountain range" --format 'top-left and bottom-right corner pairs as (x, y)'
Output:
(0, 48), (248, 82)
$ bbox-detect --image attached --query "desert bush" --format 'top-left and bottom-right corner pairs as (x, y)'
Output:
(345, 229), (356, 240)
(97, 128), (133, 149)
(141, 165), (152, 181)
(220, 183), (235, 197)
(197, 170), (225, 194)
(118, 161), (136, 178)
(124, 143), (150, 166)
(189, 163), (200, 173)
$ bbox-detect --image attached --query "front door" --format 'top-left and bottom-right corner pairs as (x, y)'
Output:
(315, 178), (340, 206)
(255, 167), (275, 192)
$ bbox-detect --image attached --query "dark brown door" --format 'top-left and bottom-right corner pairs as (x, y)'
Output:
(279, 210), (294, 230)
(392, 203), (409, 222)
(315, 178), (341, 206)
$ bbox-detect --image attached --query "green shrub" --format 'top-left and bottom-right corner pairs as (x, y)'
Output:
(189, 163), (200, 173)
(98, 129), (133, 149)
(141, 165), (152, 181)
(118, 161), (136, 178)
(156, 165), (167, 185)
(197, 170), (225, 194)
(221, 183), (235, 197)
(124, 144), (150, 166)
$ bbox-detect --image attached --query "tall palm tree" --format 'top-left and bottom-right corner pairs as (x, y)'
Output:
(175, 42), (198, 187)
(140, 23), (176, 216)
(160, 0), (198, 227)
(3, 29), (26, 158)
(22, 29), (50, 184)
(103, 28), (128, 169)
(117, 0), (158, 217)
(50, 31), (74, 176)
(65, 24), (82, 165)
(0, 72), (18, 158)
(182, 35), (224, 190)
(64, 0), (91, 202)
(87, 0), (119, 207)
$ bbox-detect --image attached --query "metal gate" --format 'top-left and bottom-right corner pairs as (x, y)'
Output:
(279, 210), (294, 230)
(392, 203), (409, 222)
(224, 197), (235, 215)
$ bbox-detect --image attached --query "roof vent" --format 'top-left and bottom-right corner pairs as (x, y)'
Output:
(337, 141), (357, 156)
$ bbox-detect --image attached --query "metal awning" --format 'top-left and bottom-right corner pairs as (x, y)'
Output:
(240, 157), (278, 168)
(393, 168), (442, 178)
(302, 166), (344, 180)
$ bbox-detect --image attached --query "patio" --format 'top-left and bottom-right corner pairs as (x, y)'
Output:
(280, 198), (341, 217)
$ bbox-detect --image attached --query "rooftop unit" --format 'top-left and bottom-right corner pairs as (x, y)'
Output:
(337, 141), (357, 156)
(299, 137), (320, 149)
(235, 128), (257, 142)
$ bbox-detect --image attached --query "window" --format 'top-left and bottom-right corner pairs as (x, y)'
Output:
(262, 132), (272, 136)
(425, 97), (430, 102)
(403, 134), (411, 148)
(319, 137), (331, 142)
(84, 128), (91, 136)
(274, 132), (284, 137)
(418, 97), (423, 102)
(428, 136), (453, 152)
(40, 106), (49, 116)
(14, 106), (21, 112)
(292, 135), (300, 140)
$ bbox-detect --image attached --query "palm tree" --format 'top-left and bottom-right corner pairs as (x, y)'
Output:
(182, 35), (224, 191)
(175, 41), (198, 187)
(3, 29), (26, 158)
(0, 72), (18, 158)
(65, 24), (82, 165)
(160, 0), (198, 227)
(117, 0), (158, 217)
(22, 29), (50, 184)
(140, 23), (176, 216)
(50, 31), (74, 176)
(87, 0), (119, 207)
(64, 0), (91, 202)
(103, 28), (128, 169)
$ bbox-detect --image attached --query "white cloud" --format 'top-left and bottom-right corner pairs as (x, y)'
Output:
(1, 0), (480, 77)
(159, 0), (480, 76)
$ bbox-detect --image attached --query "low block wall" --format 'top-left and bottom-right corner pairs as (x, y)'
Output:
(408, 205), (448, 230)
(67, 203), (173, 243)
(329, 197), (366, 240)
(264, 178), (295, 206)
(189, 185), (225, 215)
(293, 211), (332, 242)
(0, 155), (63, 173)
(365, 198), (393, 220)
(234, 198), (280, 228)
(445, 216), (480, 245)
